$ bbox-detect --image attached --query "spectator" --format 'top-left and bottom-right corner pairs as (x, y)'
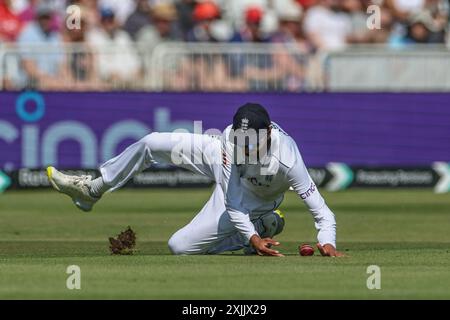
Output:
(62, 12), (102, 90)
(17, 2), (66, 89)
(0, 0), (23, 42)
(68, 0), (101, 29)
(175, 0), (197, 40)
(136, 2), (181, 50)
(180, 2), (245, 91)
(274, 1), (309, 91)
(371, 6), (396, 44)
(388, 3), (448, 46)
(66, 0), (101, 30)
(341, 0), (372, 43)
(87, 8), (141, 85)
(227, 5), (271, 90)
(303, 0), (352, 51)
(233, 6), (270, 43)
(243, 0), (309, 91)
(272, 1), (307, 47)
(187, 1), (231, 42)
(135, 3), (184, 89)
(404, 11), (437, 44)
(123, 0), (152, 40)
(19, 0), (61, 31)
(223, 0), (269, 28)
(422, 0), (449, 43)
(383, 0), (447, 45)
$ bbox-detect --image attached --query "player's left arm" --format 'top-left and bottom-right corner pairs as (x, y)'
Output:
(285, 145), (344, 257)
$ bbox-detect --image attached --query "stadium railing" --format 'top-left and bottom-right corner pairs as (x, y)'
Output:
(0, 42), (318, 92)
(0, 43), (149, 91)
(149, 42), (320, 92)
(1, 42), (450, 92)
(326, 44), (450, 92)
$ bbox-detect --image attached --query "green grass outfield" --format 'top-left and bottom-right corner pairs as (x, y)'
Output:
(0, 188), (449, 299)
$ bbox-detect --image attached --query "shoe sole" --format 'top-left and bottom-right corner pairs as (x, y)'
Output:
(47, 166), (61, 192)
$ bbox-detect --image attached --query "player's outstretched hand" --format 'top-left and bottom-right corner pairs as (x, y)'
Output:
(250, 235), (284, 257)
(317, 243), (345, 257)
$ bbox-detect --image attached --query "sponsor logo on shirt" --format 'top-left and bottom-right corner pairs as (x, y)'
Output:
(300, 183), (316, 200)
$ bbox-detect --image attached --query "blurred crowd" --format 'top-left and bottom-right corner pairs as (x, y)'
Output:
(0, 0), (449, 91)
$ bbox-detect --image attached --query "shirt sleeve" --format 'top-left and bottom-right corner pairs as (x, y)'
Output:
(286, 145), (337, 248)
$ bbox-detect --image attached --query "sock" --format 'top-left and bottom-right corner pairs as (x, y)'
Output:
(89, 176), (109, 198)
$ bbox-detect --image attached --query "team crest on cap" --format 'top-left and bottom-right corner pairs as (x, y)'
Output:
(241, 118), (249, 131)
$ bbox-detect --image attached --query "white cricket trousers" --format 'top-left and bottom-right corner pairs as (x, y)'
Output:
(99, 132), (274, 255)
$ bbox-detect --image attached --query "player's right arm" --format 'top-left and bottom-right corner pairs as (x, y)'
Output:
(285, 140), (343, 257)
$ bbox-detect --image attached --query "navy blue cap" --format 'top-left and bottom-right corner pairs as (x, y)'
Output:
(232, 103), (271, 131)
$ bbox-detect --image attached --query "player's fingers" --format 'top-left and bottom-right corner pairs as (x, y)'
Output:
(264, 238), (280, 246)
(265, 251), (285, 257)
(261, 246), (282, 256)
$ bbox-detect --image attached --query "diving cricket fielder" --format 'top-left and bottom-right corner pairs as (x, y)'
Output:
(47, 103), (343, 257)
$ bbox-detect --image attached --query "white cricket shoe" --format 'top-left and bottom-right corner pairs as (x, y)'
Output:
(47, 166), (99, 212)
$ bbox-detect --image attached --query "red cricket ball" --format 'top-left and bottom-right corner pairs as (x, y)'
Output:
(299, 243), (315, 256)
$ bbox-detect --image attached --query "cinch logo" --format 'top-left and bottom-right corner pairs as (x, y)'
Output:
(300, 182), (316, 200)
(0, 92), (194, 170)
